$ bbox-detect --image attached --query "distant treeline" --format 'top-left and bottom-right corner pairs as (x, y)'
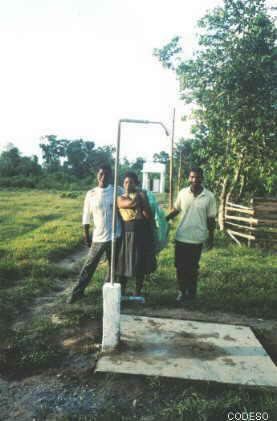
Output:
(0, 135), (148, 190)
(0, 131), (275, 201)
(0, 135), (194, 192)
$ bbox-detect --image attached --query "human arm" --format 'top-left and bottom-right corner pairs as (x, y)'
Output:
(83, 224), (91, 247)
(206, 194), (217, 250)
(117, 194), (137, 209)
(166, 208), (180, 221)
(82, 192), (92, 247)
(166, 190), (182, 221)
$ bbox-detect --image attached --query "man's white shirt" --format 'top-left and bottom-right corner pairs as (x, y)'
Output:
(174, 187), (217, 244)
(82, 185), (123, 243)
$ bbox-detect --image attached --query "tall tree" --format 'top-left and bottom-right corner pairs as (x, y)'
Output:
(154, 0), (277, 228)
(64, 140), (96, 177)
(39, 135), (68, 172)
(0, 147), (21, 176)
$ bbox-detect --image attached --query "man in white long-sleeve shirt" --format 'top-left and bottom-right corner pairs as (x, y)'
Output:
(68, 165), (123, 303)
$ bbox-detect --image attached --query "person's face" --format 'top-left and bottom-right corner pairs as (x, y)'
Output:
(97, 169), (110, 188)
(189, 171), (202, 189)
(124, 177), (136, 193)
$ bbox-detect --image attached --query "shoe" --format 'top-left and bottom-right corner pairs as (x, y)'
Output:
(67, 290), (84, 304)
(129, 295), (145, 304)
(176, 291), (196, 304)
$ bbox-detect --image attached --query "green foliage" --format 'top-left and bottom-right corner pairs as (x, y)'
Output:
(40, 134), (115, 178)
(153, 36), (182, 70)
(0, 136), (115, 190)
(154, 0), (277, 199)
(39, 134), (68, 172)
(0, 146), (41, 178)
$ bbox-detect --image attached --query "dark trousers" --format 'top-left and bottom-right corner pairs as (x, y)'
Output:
(175, 241), (203, 297)
(72, 240), (119, 295)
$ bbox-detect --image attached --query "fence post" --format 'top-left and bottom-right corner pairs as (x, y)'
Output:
(248, 199), (254, 248)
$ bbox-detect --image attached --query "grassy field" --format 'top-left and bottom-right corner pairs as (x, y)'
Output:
(0, 189), (277, 420)
(0, 189), (84, 328)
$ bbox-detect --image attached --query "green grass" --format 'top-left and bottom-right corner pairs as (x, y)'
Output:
(1, 188), (276, 329)
(0, 189), (276, 417)
(0, 317), (66, 378)
(0, 189), (84, 329)
(58, 377), (277, 421)
(138, 226), (277, 319)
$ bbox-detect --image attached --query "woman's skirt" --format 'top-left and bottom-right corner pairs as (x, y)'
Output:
(116, 219), (157, 278)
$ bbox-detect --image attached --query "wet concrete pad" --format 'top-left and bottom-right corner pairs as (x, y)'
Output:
(96, 315), (277, 388)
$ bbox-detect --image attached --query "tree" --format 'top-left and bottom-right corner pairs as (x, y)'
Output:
(39, 135), (68, 172)
(0, 147), (21, 176)
(0, 147), (41, 177)
(64, 140), (95, 177)
(154, 0), (277, 228)
(17, 155), (41, 176)
(153, 151), (169, 165)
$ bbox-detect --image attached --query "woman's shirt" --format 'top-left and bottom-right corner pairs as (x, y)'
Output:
(118, 192), (143, 221)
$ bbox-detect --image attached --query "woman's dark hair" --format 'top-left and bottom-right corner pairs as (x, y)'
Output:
(189, 166), (203, 177)
(124, 171), (140, 185)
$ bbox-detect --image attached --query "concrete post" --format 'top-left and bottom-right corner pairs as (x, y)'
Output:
(102, 283), (121, 352)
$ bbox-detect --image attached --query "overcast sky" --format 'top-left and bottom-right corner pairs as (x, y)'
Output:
(0, 0), (274, 161)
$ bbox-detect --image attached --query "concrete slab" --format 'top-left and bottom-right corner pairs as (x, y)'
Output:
(96, 315), (277, 388)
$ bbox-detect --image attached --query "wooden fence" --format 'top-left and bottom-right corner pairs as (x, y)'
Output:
(224, 197), (277, 247)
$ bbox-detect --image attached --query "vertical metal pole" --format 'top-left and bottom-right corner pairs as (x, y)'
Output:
(169, 108), (175, 210)
(110, 121), (121, 285)
(177, 149), (182, 192)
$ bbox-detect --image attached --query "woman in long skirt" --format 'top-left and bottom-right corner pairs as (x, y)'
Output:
(116, 171), (156, 297)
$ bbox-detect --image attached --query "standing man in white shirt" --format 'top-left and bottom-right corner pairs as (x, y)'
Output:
(68, 164), (123, 304)
(166, 167), (217, 302)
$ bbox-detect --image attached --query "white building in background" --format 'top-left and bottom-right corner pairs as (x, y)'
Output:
(142, 162), (166, 193)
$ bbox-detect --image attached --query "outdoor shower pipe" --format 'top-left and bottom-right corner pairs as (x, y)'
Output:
(110, 118), (170, 285)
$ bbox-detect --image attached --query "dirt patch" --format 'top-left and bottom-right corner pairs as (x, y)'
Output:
(222, 357), (236, 366)
(11, 247), (89, 332)
(55, 246), (88, 271)
(224, 335), (236, 341)
(111, 330), (227, 363)
(147, 319), (163, 329)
